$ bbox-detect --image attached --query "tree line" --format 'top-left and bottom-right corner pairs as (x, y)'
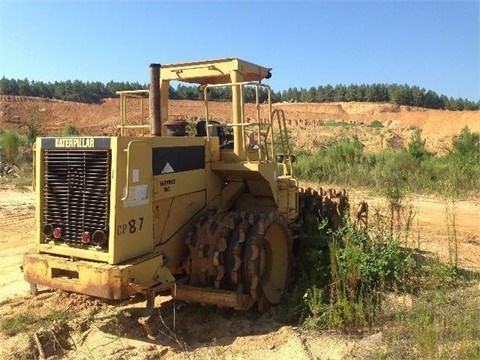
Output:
(0, 78), (147, 104)
(1, 77), (478, 111)
(280, 84), (479, 110)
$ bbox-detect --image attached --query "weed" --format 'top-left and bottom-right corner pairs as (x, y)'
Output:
(326, 222), (414, 330)
(0, 310), (73, 337)
(383, 266), (479, 360)
(1, 313), (37, 336)
(293, 200), (416, 333)
(304, 285), (324, 318)
(444, 193), (458, 268)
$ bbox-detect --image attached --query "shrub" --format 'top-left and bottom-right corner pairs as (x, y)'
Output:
(451, 126), (480, 158)
(62, 124), (79, 136)
(24, 108), (43, 145)
(295, 138), (371, 186)
(371, 149), (418, 192)
(294, 127), (480, 195)
(408, 128), (433, 161)
(323, 216), (415, 330)
(0, 130), (23, 165)
(444, 127), (480, 194)
(370, 120), (384, 128)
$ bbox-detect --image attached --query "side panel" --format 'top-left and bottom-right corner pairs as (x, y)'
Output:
(150, 137), (209, 268)
(153, 190), (206, 246)
(153, 191), (206, 268)
(35, 139), (44, 247)
(110, 137), (154, 264)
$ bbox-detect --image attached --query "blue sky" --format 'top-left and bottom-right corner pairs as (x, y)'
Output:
(1, 0), (479, 101)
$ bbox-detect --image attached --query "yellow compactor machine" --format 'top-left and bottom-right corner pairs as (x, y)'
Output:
(23, 58), (352, 311)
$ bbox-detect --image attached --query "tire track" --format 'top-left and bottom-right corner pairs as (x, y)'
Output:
(1, 211), (34, 225)
(0, 190), (35, 226)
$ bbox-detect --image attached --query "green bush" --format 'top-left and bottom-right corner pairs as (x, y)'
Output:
(322, 216), (415, 330)
(407, 128), (434, 161)
(295, 138), (373, 186)
(0, 130), (24, 165)
(370, 120), (384, 128)
(451, 126), (480, 158)
(62, 124), (79, 136)
(372, 149), (419, 192)
(284, 195), (417, 331)
(444, 127), (480, 194)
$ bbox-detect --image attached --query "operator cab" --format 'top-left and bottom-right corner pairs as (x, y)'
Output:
(117, 58), (293, 174)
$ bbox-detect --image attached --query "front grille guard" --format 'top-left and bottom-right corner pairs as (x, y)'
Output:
(43, 149), (111, 247)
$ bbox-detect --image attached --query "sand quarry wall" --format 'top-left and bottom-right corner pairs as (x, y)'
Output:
(0, 96), (478, 151)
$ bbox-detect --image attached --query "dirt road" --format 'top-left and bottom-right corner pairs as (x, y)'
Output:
(0, 185), (478, 359)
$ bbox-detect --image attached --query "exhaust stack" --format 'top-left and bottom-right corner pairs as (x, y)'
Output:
(149, 63), (161, 136)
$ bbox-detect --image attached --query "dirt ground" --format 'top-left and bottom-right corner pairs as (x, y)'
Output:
(0, 185), (478, 360)
(0, 97), (479, 359)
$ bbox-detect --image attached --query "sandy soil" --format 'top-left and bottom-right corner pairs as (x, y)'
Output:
(0, 185), (478, 360)
(0, 188), (35, 302)
(0, 185), (358, 360)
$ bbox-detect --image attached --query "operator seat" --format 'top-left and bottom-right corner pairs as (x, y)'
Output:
(196, 120), (233, 149)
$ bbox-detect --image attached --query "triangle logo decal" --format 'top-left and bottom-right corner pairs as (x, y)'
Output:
(161, 162), (175, 174)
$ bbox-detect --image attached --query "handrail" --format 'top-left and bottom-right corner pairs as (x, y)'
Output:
(116, 90), (150, 136)
(121, 139), (153, 201)
(272, 109), (293, 176)
(202, 81), (274, 162)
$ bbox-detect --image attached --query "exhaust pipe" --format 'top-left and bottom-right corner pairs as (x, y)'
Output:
(149, 63), (161, 136)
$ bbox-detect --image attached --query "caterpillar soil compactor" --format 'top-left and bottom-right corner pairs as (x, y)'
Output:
(23, 58), (354, 312)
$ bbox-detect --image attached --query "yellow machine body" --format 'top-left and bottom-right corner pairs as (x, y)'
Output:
(24, 58), (349, 310)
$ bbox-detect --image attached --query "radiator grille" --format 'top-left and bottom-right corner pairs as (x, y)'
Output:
(43, 149), (111, 247)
